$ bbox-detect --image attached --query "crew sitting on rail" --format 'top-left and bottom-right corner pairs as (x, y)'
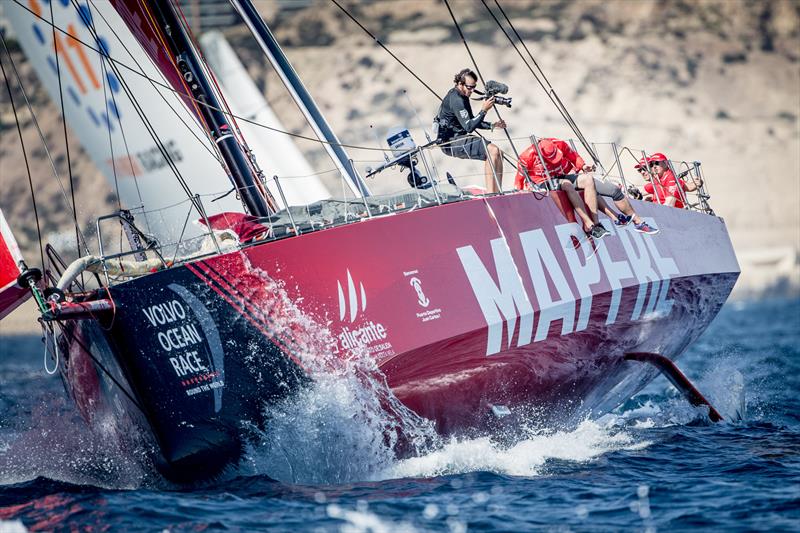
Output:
(639, 153), (702, 209)
(514, 138), (659, 236)
(435, 68), (506, 193)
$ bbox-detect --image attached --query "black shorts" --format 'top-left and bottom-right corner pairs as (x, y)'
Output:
(441, 136), (489, 161)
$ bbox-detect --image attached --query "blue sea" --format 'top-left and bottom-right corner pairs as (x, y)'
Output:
(1, 297), (798, 532)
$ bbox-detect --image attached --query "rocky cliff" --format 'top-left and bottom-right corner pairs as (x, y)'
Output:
(2, 0), (798, 306)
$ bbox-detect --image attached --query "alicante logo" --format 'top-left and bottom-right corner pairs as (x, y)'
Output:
(334, 270), (392, 357)
(337, 269), (367, 323)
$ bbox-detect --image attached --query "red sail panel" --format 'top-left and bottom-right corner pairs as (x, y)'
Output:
(0, 210), (30, 320)
(107, 0), (204, 123)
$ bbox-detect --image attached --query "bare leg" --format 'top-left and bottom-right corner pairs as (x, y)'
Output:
(485, 144), (503, 193)
(560, 181), (594, 232)
(575, 174), (599, 224)
(597, 196), (620, 222)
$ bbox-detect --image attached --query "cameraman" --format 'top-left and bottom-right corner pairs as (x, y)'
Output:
(435, 68), (506, 193)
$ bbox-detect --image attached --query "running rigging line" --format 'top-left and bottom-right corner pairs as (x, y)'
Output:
(50, 0), (90, 257)
(0, 48), (45, 270)
(9, 0), (401, 153)
(71, 1), (204, 215)
(441, 0), (525, 167)
(330, 0), (442, 103)
(0, 34), (91, 251)
(486, 0), (600, 165)
(83, 0), (152, 231)
(87, 0), (224, 166)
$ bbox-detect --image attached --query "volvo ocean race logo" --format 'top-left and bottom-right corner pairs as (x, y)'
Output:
(334, 270), (393, 358)
(140, 284), (225, 411)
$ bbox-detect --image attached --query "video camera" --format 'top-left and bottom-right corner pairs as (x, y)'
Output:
(473, 80), (512, 108)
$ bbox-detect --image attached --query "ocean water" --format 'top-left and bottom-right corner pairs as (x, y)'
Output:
(0, 297), (798, 532)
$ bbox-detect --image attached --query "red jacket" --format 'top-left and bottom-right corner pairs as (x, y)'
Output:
(514, 139), (585, 189)
(644, 169), (688, 208)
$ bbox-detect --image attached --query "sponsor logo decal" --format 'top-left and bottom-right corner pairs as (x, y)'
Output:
(409, 277), (430, 307)
(404, 270), (442, 323)
(337, 269), (366, 323)
(334, 270), (394, 358)
(140, 284), (226, 410)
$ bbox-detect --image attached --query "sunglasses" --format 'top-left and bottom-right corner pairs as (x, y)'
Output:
(463, 83), (477, 89)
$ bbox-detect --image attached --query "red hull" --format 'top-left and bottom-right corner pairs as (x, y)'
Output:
(61, 191), (738, 477)
(206, 191), (739, 432)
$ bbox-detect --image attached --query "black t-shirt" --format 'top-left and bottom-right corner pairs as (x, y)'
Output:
(436, 87), (491, 140)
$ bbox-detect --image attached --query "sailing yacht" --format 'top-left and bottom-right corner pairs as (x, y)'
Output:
(0, 0), (739, 481)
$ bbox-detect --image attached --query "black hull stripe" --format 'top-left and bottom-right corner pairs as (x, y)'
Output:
(186, 262), (309, 370)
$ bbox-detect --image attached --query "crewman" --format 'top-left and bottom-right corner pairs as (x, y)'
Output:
(514, 138), (659, 235)
(435, 68), (507, 192)
(642, 153), (702, 208)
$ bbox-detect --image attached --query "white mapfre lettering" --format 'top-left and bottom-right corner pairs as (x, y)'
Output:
(458, 217), (682, 358)
(457, 239), (534, 356)
(595, 225), (635, 325)
(617, 227), (660, 320)
(555, 223), (600, 332)
(519, 228), (576, 342)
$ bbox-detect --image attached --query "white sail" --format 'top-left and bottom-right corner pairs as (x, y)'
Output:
(2, 0), (244, 248)
(199, 31), (330, 207)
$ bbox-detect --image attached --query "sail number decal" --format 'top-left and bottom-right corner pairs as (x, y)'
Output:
(26, 0), (122, 132)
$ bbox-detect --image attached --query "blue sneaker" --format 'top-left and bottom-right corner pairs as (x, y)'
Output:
(615, 214), (632, 226)
(634, 221), (659, 235)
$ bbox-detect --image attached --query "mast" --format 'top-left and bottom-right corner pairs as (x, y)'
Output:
(229, 0), (371, 198)
(144, 0), (274, 216)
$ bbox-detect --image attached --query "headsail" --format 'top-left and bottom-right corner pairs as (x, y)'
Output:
(0, 209), (30, 320)
(3, 0), (245, 247)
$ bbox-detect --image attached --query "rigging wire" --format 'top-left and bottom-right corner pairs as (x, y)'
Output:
(441, 0), (530, 185)
(9, 0), (400, 153)
(0, 49), (45, 270)
(76, 0), (123, 254)
(0, 34), (92, 249)
(87, 0), (224, 166)
(489, 0), (600, 165)
(330, 0), (443, 103)
(172, 0), (273, 205)
(50, 0), (90, 258)
(73, 2), (205, 215)
(330, 0), (528, 180)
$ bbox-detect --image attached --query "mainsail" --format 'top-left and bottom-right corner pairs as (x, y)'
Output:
(199, 31), (330, 207)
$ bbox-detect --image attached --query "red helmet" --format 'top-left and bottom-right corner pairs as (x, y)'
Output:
(634, 157), (647, 169)
(647, 152), (668, 163)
